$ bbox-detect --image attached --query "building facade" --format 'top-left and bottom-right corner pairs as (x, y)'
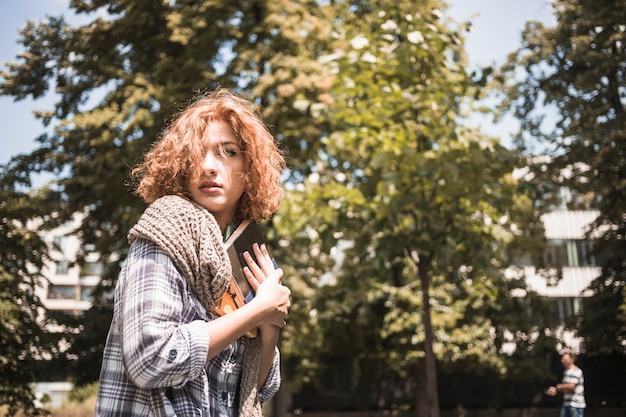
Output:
(35, 215), (102, 318)
(506, 210), (601, 351)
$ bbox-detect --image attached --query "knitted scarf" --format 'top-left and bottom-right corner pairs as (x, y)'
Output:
(127, 195), (262, 417)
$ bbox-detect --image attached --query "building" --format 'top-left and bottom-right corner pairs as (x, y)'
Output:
(505, 210), (601, 351)
(35, 214), (102, 318)
(32, 214), (104, 407)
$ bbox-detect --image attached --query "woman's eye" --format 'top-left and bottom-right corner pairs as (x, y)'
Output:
(216, 145), (238, 158)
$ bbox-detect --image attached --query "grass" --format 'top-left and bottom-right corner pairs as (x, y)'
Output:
(0, 383), (98, 417)
(0, 396), (96, 417)
(46, 395), (96, 417)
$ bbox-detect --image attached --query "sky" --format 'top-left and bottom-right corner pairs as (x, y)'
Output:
(0, 0), (555, 165)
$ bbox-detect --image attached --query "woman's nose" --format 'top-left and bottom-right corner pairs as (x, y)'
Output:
(202, 152), (219, 173)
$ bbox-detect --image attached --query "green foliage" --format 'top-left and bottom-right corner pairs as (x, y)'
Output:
(0, 0), (332, 411)
(0, 0), (331, 412)
(0, 178), (66, 415)
(0, 268), (38, 416)
(496, 0), (626, 355)
(276, 0), (547, 412)
(67, 382), (99, 404)
(0, 0), (596, 413)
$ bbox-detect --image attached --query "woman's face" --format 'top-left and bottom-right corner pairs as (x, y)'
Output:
(187, 120), (247, 230)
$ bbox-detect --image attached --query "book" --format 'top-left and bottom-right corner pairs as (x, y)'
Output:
(215, 220), (277, 338)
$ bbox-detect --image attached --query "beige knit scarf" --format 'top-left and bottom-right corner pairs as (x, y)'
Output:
(128, 195), (262, 417)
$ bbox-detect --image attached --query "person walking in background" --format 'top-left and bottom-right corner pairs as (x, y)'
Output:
(546, 352), (586, 417)
(95, 88), (291, 417)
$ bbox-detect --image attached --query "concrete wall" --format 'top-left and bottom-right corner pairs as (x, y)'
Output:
(33, 381), (73, 408)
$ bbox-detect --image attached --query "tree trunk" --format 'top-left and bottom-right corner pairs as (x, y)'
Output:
(271, 381), (293, 417)
(271, 331), (292, 417)
(415, 260), (440, 417)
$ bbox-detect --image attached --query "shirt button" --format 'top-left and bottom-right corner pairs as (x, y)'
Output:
(168, 349), (177, 360)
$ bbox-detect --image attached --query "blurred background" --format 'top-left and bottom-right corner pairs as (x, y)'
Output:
(0, 0), (624, 416)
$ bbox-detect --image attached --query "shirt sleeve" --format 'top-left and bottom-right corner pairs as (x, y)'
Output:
(258, 347), (282, 402)
(116, 238), (210, 390)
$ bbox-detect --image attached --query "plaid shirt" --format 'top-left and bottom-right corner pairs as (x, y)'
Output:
(95, 238), (281, 416)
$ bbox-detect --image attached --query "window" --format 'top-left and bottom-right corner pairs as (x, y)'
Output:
(47, 285), (76, 300)
(548, 297), (583, 327)
(80, 261), (104, 276)
(546, 239), (597, 267)
(55, 261), (70, 275)
(575, 240), (595, 266)
(80, 286), (95, 302)
(52, 235), (66, 252)
(507, 251), (533, 266)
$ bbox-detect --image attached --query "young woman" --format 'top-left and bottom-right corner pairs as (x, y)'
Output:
(95, 88), (291, 417)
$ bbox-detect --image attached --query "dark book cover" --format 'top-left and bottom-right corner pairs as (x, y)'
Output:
(224, 220), (277, 304)
(214, 220), (277, 338)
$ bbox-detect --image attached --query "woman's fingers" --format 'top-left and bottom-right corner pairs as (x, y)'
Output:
(241, 245), (291, 326)
(242, 263), (260, 290)
(242, 258), (283, 292)
(251, 243), (274, 274)
(250, 269), (289, 305)
(242, 243), (278, 288)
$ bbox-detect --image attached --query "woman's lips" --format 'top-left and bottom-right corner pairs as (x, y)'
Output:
(200, 181), (221, 193)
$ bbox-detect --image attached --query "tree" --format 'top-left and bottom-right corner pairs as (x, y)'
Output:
(496, 0), (626, 355)
(276, 0), (542, 414)
(0, 179), (63, 415)
(0, 0), (331, 413)
(0, 0), (558, 414)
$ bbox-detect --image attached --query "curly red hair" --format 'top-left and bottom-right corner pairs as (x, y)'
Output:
(130, 88), (285, 221)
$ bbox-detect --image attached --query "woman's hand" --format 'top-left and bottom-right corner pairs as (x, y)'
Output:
(242, 243), (291, 328)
